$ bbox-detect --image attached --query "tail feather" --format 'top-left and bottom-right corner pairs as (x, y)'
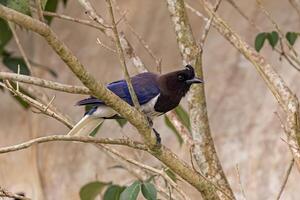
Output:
(68, 115), (104, 136)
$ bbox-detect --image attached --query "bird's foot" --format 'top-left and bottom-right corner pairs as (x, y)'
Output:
(152, 128), (161, 147)
(146, 116), (153, 127)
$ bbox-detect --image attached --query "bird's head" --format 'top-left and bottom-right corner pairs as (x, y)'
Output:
(158, 65), (203, 97)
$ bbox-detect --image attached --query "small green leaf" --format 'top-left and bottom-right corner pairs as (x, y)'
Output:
(267, 31), (279, 49)
(44, 0), (59, 23)
(103, 185), (125, 200)
(165, 169), (177, 182)
(80, 181), (109, 200)
(11, 93), (30, 109)
(286, 32), (298, 46)
(115, 118), (127, 127)
(7, 0), (31, 15)
(141, 182), (157, 200)
(120, 181), (141, 200)
(164, 115), (183, 145)
(255, 32), (267, 52)
(0, 18), (12, 54)
(8, 83), (35, 109)
(2, 56), (30, 75)
(175, 105), (190, 130)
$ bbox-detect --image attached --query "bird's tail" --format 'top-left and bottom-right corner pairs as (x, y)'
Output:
(68, 115), (104, 136)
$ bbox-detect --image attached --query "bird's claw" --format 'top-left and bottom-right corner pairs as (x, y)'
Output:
(153, 128), (161, 147)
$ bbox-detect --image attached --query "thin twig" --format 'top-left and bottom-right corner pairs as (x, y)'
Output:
(0, 135), (147, 154)
(101, 145), (190, 200)
(199, 0), (222, 49)
(8, 22), (34, 74)
(0, 72), (90, 94)
(33, 9), (105, 31)
(235, 165), (247, 200)
(0, 187), (30, 200)
(276, 159), (294, 200)
(34, 0), (44, 22)
(3, 81), (74, 128)
(105, 0), (141, 110)
(288, 0), (300, 19)
(96, 37), (117, 53)
(256, 0), (298, 56)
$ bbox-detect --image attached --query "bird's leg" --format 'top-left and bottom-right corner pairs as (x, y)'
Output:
(153, 128), (161, 145)
(146, 116), (161, 146)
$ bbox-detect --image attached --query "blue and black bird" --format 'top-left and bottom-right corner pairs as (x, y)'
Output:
(68, 65), (203, 136)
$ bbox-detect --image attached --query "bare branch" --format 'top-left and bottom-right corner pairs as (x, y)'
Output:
(0, 72), (90, 94)
(276, 159), (294, 200)
(8, 22), (34, 74)
(105, 0), (141, 110)
(198, 0), (300, 171)
(0, 187), (30, 200)
(165, 1), (234, 199)
(3, 81), (74, 128)
(0, 5), (225, 195)
(34, 0), (44, 22)
(0, 135), (147, 154)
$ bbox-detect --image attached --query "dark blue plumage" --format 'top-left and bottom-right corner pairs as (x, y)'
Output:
(68, 65), (203, 136)
(77, 72), (160, 107)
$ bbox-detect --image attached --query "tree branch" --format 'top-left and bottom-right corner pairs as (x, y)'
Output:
(0, 135), (147, 154)
(165, 1), (235, 199)
(0, 4), (226, 195)
(0, 72), (90, 94)
(198, 0), (300, 171)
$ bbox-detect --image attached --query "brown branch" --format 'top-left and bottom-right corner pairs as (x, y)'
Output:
(2, 81), (74, 128)
(8, 22), (34, 74)
(0, 187), (30, 200)
(276, 159), (294, 200)
(198, 0), (300, 171)
(34, 0), (44, 22)
(165, 1), (234, 199)
(77, 0), (149, 73)
(0, 72), (90, 94)
(105, 0), (141, 110)
(0, 135), (147, 154)
(0, 4), (226, 195)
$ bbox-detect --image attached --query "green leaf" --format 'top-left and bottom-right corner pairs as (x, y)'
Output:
(255, 32), (267, 52)
(8, 82), (35, 109)
(165, 169), (177, 182)
(2, 56), (30, 75)
(11, 93), (30, 109)
(0, 0), (7, 5)
(115, 118), (127, 127)
(0, 18), (12, 54)
(141, 182), (157, 200)
(103, 185), (125, 200)
(120, 181), (141, 200)
(266, 31), (279, 49)
(175, 105), (190, 130)
(286, 32), (298, 46)
(164, 115), (183, 145)
(7, 0), (30, 15)
(80, 181), (109, 200)
(44, 0), (59, 23)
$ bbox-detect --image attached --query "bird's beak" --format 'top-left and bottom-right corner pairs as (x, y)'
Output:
(186, 77), (203, 84)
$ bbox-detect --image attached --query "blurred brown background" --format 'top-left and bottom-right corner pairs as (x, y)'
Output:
(1, 0), (300, 199)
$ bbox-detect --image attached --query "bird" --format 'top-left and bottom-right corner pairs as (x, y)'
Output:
(68, 65), (203, 138)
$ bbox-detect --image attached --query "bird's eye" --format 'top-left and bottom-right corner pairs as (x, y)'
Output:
(177, 74), (184, 81)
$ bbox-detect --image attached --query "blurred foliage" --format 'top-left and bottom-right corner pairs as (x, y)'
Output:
(255, 31), (299, 52)
(80, 179), (157, 200)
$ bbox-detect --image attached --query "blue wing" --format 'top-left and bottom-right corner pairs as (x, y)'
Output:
(76, 72), (160, 106)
